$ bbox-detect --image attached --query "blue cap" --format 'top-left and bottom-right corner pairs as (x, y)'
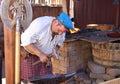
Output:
(57, 12), (74, 30)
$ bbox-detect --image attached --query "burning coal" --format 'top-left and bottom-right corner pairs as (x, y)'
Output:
(69, 28), (80, 34)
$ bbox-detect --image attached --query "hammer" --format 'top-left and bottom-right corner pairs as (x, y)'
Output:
(32, 54), (52, 66)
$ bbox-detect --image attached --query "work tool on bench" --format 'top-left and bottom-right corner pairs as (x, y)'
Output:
(1, 0), (33, 84)
(28, 69), (84, 84)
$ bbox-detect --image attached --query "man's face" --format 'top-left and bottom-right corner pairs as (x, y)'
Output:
(52, 20), (67, 35)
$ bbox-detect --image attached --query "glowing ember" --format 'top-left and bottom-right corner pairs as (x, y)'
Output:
(70, 28), (80, 34)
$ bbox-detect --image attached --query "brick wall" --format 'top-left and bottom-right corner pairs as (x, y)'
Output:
(52, 39), (92, 84)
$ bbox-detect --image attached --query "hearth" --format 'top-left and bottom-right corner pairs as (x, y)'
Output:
(52, 28), (93, 84)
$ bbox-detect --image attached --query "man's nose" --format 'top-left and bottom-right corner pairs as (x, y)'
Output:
(58, 31), (63, 35)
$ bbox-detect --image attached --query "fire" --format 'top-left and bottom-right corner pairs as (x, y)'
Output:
(70, 28), (80, 34)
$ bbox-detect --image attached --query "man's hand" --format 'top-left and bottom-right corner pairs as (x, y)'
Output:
(39, 53), (49, 63)
(32, 53), (53, 66)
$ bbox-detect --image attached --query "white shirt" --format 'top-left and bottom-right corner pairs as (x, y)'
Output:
(21, 16), (65, 55)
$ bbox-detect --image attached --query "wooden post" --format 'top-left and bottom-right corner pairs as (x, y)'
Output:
(66, 0), (70, 15)
(3, 0), (16, 84)
(62, 0), (67, 13)
(4, 26), (15, 84)
(0, 50), (2, 84)
(115, 4), (119, 28)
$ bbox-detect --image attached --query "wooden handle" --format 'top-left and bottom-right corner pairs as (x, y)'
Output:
(15, 31), (20, 84)
(32, 54), (53, 66)
(32, 60), (41, 66)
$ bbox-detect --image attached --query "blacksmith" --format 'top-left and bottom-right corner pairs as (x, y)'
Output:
(20, 12), (74, 84)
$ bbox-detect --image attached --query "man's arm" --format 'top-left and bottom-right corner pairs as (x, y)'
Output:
(24, 44), (49, 63)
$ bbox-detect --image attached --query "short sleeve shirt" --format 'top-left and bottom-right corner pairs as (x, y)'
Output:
(21, 16), (65, 55)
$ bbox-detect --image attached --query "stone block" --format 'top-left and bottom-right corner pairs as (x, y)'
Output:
(106, 68), (120, 77)
(88, 61), (105, 74)
(90, 72), (114, 81)
(96, 79), (104, 84)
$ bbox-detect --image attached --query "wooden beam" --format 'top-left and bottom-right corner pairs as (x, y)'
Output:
(4, 26), (15, 84)
(4, 0), (16, 84)
(0, 50), (2, 84)
(66, 0), (70, 15)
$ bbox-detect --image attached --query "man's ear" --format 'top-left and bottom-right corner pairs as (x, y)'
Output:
(53, 19), (59, 25)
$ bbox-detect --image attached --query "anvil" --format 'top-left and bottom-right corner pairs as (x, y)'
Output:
(28, 69), (83, 84)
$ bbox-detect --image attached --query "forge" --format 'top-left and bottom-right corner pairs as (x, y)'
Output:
(52, 28), (120, 84)
(52, 28), (94, 84)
